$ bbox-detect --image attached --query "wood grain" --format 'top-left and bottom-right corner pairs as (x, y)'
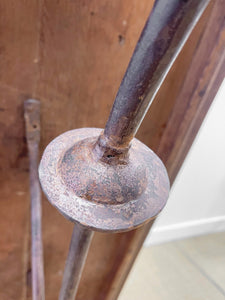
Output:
(0, 171), (30, 300)
(116, 1), (225, 299)
(157, 0), (225, 182)
(0, 1), (224, 299)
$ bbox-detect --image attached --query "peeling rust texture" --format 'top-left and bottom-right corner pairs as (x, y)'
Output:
(39, 128), (169, 233)
(24, 99), (45, 300)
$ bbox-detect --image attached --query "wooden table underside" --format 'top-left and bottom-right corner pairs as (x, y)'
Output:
(0, 1), (224, 299)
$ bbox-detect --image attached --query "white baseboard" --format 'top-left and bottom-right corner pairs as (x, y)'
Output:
(144, 216), (225, 247)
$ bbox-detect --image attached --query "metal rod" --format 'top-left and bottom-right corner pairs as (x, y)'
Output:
(24, 99), (45, 300)
(59, 224), (93, 300)
(40, 1), (210, 299)
(97, 0), (210, 155)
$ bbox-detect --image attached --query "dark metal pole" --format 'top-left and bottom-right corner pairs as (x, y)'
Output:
(59, 224), (93, 300)
(97, 0), (210, 156)
(25, 99), (45, 300)
(39, 1), (210, 300)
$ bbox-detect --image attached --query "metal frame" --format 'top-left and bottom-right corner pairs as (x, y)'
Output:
(25, 1), (210, 299)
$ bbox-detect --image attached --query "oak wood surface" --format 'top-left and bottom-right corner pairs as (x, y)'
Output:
(0, 1), (224, 299)
(115, 1), (225, 299)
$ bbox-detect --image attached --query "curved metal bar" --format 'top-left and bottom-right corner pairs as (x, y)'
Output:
(39, 1), (210, 299)
(99, 0), (210, 152)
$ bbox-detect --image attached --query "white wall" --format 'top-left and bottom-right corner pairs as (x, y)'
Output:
(145, 78), (225, 246)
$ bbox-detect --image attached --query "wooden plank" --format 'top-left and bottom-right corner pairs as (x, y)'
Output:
(136, 3), (213, 153)
(107, 1), (225, 299)
(0, 1), (39, 299)
(157, 0), (225, 182)
(0, 1), (224, 299)
(0, 171), (30, 300)
(35, 0), (155, 148)
(0, 0), (40, 169)
(34, 1), (155, 299)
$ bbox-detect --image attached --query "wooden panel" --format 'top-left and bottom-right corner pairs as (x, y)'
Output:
(0, 0), (40, 170)
(113, 1), (225, 299)
(157, 0), (225, 182)
(0, 0), (224, 299)
(136, 4), (212, 153)
(35, 0), (154, 148)
(0, 171), (30, 300)
(33, 1), (155, 299)
(0, 2), (39, 299)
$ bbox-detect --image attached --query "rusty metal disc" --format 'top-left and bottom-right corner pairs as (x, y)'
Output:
(39, 128), (169, 233)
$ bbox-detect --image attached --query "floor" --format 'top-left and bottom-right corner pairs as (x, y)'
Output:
(119, 232), (225, 300)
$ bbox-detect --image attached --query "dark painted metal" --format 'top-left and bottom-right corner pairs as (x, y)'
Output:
(99, 0), (210, 154)
(24, 99), (45, 300)
(38, 0), (210, 299)
(59, 224), (93, 300)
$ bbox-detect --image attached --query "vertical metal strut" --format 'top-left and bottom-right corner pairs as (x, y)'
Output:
(59, 225), (93, 300)
(25, 99), (45, 300)
(39, 1), (210, 300)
